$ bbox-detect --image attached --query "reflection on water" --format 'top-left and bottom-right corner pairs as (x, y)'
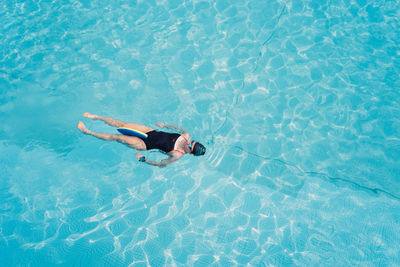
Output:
(1, 0), (400, 265)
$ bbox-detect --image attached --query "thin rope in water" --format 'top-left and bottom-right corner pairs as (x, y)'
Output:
(212, 142), (400, 201)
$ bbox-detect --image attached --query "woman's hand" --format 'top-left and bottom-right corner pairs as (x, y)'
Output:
(135, 152), (145, 162)
(156, 122), (164, 128)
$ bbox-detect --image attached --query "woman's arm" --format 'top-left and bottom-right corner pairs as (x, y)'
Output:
(135, 152), (181, 167)
(156, 122), (188, 134)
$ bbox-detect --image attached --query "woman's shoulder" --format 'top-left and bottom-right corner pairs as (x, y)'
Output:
(181, 132), (191, 140)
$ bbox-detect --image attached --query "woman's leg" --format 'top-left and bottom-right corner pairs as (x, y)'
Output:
(77, 122), (146, 150)
(83, 113), (154, 133)
(83, 112), (125, 127)
(122, 122), (154, 133)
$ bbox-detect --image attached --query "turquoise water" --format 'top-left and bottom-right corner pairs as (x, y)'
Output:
(1, 0), (400, 265)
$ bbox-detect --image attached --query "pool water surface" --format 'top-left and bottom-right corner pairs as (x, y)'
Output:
(1, 0), (400, 266)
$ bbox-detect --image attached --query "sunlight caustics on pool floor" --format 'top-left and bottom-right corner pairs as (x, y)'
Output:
(1, 0), (400, 266)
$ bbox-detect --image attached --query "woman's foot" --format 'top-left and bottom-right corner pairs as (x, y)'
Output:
(77, 121), (90, 134)
(83, 112), (98, 120)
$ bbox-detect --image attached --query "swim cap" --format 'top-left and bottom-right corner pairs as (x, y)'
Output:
(191, 141), (206, 156)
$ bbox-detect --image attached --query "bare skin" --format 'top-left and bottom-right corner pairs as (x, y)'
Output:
(77, 113), (193, 167)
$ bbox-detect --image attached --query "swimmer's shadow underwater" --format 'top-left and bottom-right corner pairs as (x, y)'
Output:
(206, 144), (305, 198)
(206, 143), (400, 200)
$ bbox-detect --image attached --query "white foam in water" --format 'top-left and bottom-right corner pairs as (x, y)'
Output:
(1, 0), (400, 266)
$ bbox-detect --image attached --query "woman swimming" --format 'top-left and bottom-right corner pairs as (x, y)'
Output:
(77, 113), (206, 167)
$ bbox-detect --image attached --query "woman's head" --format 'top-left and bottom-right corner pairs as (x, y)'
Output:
(190, 141), (206, 156)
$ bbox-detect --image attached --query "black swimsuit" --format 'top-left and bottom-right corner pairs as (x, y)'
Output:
(142, 130), (181, 153)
